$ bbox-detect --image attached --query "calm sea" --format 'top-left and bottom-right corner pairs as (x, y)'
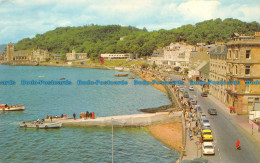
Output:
(0, 65), (178, 163)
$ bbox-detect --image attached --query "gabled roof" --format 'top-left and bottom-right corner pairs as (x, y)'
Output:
(199, 62), (210, 75)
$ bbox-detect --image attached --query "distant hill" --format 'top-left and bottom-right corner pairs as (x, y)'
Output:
(0, 44), (6, 51)
(15, 18), (260, 59)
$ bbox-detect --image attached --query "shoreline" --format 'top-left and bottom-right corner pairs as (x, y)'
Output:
(1, 61), (182, 154)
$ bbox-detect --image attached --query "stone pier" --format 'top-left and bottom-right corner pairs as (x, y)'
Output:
(51, 112), (182, 127)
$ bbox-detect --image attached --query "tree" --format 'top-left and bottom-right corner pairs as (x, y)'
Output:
(174, 66), (181, 72)
(152, 62), (157, 69)
(60, 54), (67, 61)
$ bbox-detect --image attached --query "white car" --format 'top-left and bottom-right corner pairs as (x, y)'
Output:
(189, 86), (194, 91)
(201, 118), (210, 127)
(202, 142), (215, 155)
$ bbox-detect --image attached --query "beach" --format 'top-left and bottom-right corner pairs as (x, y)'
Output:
(146, 122), (183, 152)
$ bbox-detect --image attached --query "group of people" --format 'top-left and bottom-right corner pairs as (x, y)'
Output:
(79, 111), (95, 119)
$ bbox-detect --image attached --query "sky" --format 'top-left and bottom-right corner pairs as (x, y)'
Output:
(0, 0), (259, 44)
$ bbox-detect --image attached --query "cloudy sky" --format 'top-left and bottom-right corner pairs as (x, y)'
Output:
(0, 0), (259, 44)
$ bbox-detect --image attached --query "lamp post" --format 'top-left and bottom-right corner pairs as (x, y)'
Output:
(250, 114), (254, 135)
(111, 118), (126, 163)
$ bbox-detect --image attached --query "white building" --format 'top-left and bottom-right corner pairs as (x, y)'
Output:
(162, 42), (193, 68)
(101, 53), (134, 60)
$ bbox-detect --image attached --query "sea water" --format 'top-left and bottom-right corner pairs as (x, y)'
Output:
(0, 65), (178, 163)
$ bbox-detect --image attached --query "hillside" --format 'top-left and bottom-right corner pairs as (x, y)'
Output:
(0, 44), (6, 51)
(15, 18), (260, 59)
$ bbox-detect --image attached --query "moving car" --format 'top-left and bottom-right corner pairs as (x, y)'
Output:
(202, 142), (215, 155)
(189, 86), (194, 91)
(208, 108), (217, 115)
(202, 129), (213, 141)
(201, 92), (208, 97)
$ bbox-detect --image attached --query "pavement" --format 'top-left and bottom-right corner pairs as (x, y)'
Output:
(165, 73), (260, 163)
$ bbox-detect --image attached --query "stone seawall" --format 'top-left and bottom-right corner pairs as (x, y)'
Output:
(51, 112), (182, 127)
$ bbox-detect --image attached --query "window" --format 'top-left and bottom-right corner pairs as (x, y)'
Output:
(245, 66), (250, 75)
(245, 84), (250, 93)
(229, 50), (231, 59)
(235, 50), (238, 59)
(246, 50), (251, 59)
(234, 65), (237, 75)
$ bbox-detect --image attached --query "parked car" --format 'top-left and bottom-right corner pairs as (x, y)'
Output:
(180, 87), (185, 92)
(201, 118), (210, 127)
(208, 108), (217, 115)
(201, 92), (208, 97)
(184, 91), (189, 98)
(202, 142), (215, 155)
(202, 129), (213, 141)
(195, 105), (202, 114)
(191, 100), (197, 105)
(189, 86), (194, 91)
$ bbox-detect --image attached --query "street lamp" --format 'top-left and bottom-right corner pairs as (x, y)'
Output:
(249, 114), (254, 135)
(111, 118), (126, 163)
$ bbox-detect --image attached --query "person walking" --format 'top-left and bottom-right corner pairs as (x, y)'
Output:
(230, 106), (233, 113)
(50, 116), (52, 122)
(73, 113), (76, 120)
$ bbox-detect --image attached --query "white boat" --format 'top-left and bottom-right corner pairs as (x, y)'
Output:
(20, 121), (62, 129)
(0, 104), (25, 111)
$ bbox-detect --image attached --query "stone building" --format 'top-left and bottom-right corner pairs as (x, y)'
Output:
(32, 48), (50, 62)
(66, 49), (87, 60)
(5, 43), (14, 61)
(226, 32), (260, 114)
(209, 45), (228, 104)
(5, 43), (32, 61)
(162, 42), (193, 69)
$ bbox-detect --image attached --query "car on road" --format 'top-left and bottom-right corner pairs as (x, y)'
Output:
(180, 87), (185, 92)
(191, 100), (197, 105)
(201, 92), (208, 97)
(189, 86), (194, 91)
(201, 118), (210, 127)
(202, 142), (215, 155)
(208, 108), (217, 115)
(202, 129), (213, 141)
(202, 126), (211, 130)
(184, 91), (189, 98)
(195, 105), (202, 114)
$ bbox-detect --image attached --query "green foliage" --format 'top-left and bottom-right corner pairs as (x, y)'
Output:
(60, 54), (67, 61)
(15, 19), (260, 59)
(141, 63), (149, 69)
(184, 68), (189, 73)
(152, 62), (157, 69)
(174, 66), (181, 72)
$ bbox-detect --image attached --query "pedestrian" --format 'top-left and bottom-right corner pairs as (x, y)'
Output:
(230, 106), (233, 113)
(73, 113), (76, 120)
(86, 111), (89, 118)
(50, 116), (52, 122)
(61, 114), (63, 118)
(196, 120), (198, 127)
(92, 112), (95, 119)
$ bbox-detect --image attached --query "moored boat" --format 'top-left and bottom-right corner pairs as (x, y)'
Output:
(115, 74), (128, 77)
(0, 104), (25, 111)
(20, 121), (62, 129)
(128, 76), (135, 79)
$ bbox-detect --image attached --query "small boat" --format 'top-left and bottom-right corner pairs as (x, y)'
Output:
(0, 104), (25, 111)
(59, 78), (66, 80)
(128, 76), (135, 79)
(20, 121), (62, 129)
(39, 76), (45, 77)
(115, 74), (128, 77)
